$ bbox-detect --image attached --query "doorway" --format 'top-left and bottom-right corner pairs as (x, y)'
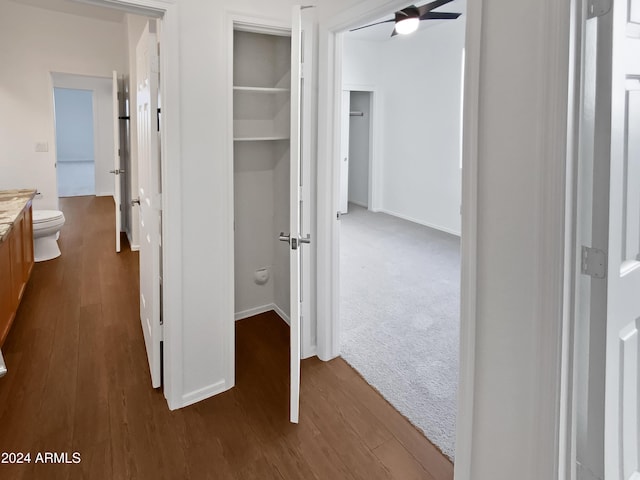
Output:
(347, 91), (371, 209)
(339, 89), (375, 214)
(333, 0), (466, 461)
(53, 87), (96, 197)
(52, 74), (116, 199)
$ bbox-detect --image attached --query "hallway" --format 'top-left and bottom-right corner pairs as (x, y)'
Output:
(0, 196), (452, 480)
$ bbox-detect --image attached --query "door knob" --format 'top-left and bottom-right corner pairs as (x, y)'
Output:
(299, 234), (311, 244)
(279, 232), (311, 250)
(109, 169), (125, 175)
(279, 232), (291, 243)
(131, 198), (140, 206)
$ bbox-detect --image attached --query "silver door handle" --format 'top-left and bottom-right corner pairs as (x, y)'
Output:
(0, 350), (7, 378)
(131, 198), (140, 206)
(299, 234), (311, 244)
(109, 169), (125, 175)
(279, 232), (311, 250)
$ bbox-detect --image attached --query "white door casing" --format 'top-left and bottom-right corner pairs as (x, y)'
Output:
(606, 0), (640, 477)
(339, 90), (350, 214)
(112, 70), (122, 253)
(136, 21), (162, 389)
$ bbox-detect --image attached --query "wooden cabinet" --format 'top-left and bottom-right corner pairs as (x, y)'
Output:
(0, 202), (34, 346)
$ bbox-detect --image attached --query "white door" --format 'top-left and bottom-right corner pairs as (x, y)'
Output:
(288, 4), (314, 424)
(339, 90), (350, 214)
(136, 21), (162, 388)
(112, 70), (122, 253)
(605, 0), (640, 477)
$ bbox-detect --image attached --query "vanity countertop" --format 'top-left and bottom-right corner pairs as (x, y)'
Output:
(0, 189), (37, 243)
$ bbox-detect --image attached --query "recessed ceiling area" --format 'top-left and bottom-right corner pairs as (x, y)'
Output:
(9, 0), (125, 23)
(347, 0), (466, 41)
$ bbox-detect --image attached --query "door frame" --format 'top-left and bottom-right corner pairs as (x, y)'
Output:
(317, 0), (579, 479)
(315, 1), (479, 476)
(78, 0), (184, 410)
(342, 85), (381, 212)
(50, 73), (112, 199)
(224, 11), (293, 393)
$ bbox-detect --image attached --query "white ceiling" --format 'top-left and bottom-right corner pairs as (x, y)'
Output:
(9, 0), (126, 23)
(347, 0), (466, 42)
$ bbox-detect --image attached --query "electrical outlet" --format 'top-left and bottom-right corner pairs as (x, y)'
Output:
(35, 141), (48, 152)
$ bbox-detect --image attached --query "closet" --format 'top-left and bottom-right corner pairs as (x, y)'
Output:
(233, 28), (292, 323)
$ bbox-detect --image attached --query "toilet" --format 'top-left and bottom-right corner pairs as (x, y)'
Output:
(32, 210), (65, 262)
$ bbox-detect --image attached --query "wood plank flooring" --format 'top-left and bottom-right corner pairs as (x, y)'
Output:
(0, 196), (453, 480)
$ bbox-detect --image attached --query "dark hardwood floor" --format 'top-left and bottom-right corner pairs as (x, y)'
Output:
(0, 195), (453, 480)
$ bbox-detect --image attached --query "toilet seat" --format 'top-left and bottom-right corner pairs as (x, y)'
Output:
(33, 210), (64, 224)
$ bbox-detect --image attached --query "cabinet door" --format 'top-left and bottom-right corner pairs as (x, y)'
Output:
(0, 239), (12, 346)
(23, 205), (33, 279)
(10, 215), (24, 307)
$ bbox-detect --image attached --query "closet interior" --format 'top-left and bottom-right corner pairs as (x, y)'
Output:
(233, 27), (292, 323)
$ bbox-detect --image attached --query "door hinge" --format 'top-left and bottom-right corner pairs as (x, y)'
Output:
(118, 148), (121, 157)
(337, 211), (341, 220)
(581, 246), (606, 279)
(587, 0), (612, 18)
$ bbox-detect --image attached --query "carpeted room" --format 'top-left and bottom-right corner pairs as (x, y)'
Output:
(339, 0), (466, 460)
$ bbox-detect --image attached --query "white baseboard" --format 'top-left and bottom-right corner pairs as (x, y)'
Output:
(302, 344), (317, 359)
(379, 208), (461, 237)
(235, 304), (275, 321)
(235, 303), (290, 325)
(181, 380), (230, 408)
(96, 192), (114, 197)
(272, 303), (290, 325)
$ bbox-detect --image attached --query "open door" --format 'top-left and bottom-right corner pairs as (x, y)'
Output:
(339, 90), (350, 214)
(605, 0), (640, 477)
(136, 21), (162, 388)
(287, 4), (314, 423)
(112, 70), (123, 253)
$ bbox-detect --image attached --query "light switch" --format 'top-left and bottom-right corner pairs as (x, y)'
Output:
(35, 141), (48, 152)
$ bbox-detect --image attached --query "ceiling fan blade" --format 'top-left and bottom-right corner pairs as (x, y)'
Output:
(420, 11), (461, 20)
(350, 18), (395, 32)
(416, 0), (455, 16)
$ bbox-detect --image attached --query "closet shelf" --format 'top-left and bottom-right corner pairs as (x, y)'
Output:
(234, 136), (289, 142)
(233, 86), (290, 93)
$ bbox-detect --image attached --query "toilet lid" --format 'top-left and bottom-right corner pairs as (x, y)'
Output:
(33, 210), (64, 224)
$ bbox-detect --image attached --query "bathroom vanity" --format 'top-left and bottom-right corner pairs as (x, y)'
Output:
(0, 189), (36, 346)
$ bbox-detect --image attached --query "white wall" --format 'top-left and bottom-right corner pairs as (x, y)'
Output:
(0, 0), (127, 209)
(343, 19), (465, 235)
(461, 0), (572, 479)
(348, 91), (370, 207)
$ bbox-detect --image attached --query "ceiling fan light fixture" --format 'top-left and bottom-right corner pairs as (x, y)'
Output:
(395, 16), (420, 35)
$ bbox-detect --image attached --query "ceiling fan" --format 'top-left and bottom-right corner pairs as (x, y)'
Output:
(350, 0), (461, 37)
